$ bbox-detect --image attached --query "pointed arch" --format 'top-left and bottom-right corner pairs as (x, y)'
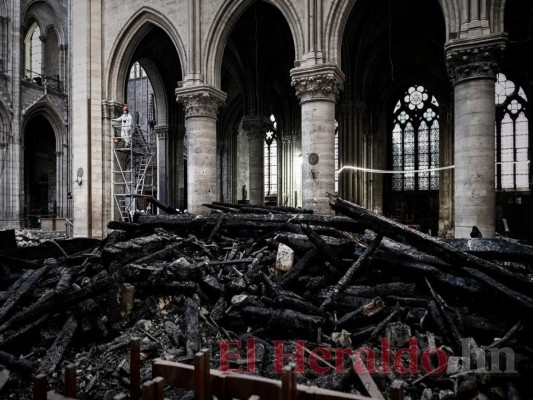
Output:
(23, 1), (66, 44)
(105, 7), (186, 102)
(22, 98), (66, 150)
(326, 0), (455, 66)
(204, 0), (303, 88)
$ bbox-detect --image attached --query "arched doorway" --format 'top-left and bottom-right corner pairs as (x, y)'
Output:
(24, 115), (57, 226)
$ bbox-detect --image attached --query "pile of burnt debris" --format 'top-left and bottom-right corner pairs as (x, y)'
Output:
(0, 197), (532, 399)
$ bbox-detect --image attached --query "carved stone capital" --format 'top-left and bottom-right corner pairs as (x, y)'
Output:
(154, 125), (169, 139)
(176, 85), (226, 118)
(445, 36), (506, 85)
(102, 100), (123, 119)
(290, 64), (344, 103)
(242, 115), (273, 140)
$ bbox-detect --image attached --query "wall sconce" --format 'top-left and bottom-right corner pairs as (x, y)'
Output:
(76, 167), (84, 186)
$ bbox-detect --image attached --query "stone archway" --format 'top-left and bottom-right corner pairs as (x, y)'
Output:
(217, 1), (301, 206)
(204, 0), (303, 88)
(23, 114), (57, 226)
(338, 0), (450, 236)
(106, 12), (186, 212)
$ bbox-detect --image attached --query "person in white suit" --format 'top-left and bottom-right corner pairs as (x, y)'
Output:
(112, 105), (133, 145)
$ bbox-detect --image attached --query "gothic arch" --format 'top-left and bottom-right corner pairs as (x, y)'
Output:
(22, 99), (66, 151)
(105, 7), (186, 103)
(23, 1), (66, 44)
(204, 0), (303, 88)
(326, 0), (455, 66)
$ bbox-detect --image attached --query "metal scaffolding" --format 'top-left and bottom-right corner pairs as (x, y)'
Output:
(112, 125), (156, 222)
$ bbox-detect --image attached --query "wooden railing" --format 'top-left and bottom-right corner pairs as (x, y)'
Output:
(33, 338), (383, 400)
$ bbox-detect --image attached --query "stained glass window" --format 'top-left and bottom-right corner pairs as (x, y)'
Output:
(264, 114), (278, 197)
(495, 73), (529, 191)
(392, 85), (440, 191)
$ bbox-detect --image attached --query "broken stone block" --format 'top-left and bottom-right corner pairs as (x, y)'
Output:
(275, 243), (294, 272)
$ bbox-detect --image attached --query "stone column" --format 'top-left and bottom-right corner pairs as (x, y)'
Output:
(72, 0), (104, 238)
(291, 64), (344, 214)
(59, 44), (67, 92)
(236, 127), (249, 202)
(242, 116), (271, 206)
(55, 151), (63, 217)
(176, 85), (226, 214)
(446, 37), (505, 238)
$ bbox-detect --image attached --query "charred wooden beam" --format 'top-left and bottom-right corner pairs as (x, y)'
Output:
(39, 315), (78, 374)
(277, 248), (320, 287)
(185, 295), (200, 358)
(0, 278), (113, 332)
(0, 265), (50, 324)
(331, 198), (533, 314)
(0, 350), (36, 375)
(320, 235), (383, 310)
(145, 196), (179, 214)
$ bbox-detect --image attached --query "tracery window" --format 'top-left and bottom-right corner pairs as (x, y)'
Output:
(24, 22), (42, 80)
(495, 73), (529, 191)
(264, 114), (277, 197)
(392, 85), (439, 191)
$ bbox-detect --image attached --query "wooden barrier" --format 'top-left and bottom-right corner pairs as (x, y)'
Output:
(33, 339), (379, 400)
(32, 364), (77, 400)
(152, 349), (376, 400)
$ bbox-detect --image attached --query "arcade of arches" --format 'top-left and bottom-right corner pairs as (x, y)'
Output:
(0, 0), (531, 243)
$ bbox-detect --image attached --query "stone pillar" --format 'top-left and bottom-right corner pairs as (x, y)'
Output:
(438, 105), (454, 238)
(242, 116), (271, 206)
(55, 151), (63, 217)
(176, 85), (226, 214)
(236, 127), (249, 202)
(446, 37), (505, 238)
(291, 64), (344, 214)
(72, 0), (104, 238)
(59, 44), (67, 92)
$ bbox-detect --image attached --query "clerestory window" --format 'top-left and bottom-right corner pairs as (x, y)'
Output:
(495, 73), (529, 191)
(24, 22), (42, 80)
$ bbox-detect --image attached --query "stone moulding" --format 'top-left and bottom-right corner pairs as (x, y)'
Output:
(175, 85), (227, 118)
(445, 35), (507, 85)
(290, 64), (345, 103)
